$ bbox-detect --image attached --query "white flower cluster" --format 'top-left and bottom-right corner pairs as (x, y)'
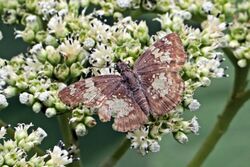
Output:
(0, 123), (73, 167)
(0, 0), (248, 156)
(226, 1), (250, 68)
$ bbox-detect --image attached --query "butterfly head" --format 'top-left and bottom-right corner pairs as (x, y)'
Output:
(115, 61), (130, 74)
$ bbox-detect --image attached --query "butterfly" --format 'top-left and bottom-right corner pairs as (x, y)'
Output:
(58, 33), (187, 132)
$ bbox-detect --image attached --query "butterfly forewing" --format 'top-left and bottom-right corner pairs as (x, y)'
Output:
(98, 83), (148, 132)
(58, 75), (123, 108)
(134, 33), (186, 116)
(134, 33), (186, 73)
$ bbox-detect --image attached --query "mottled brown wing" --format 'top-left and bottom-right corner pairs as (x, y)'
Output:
(98, 82), (148, 132)
(134, 33), (186, 73)
(134, 33), (186, 116)
(142, 71), (184, 116)
(58, 75), (123, 108)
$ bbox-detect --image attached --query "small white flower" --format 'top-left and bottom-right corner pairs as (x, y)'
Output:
(202, 15), (227, 38)
(174, 131), (188, 144)
(30, 43), (43, 55)
(15, 123), (33, 141)
(89, 44), (114, 67)
(45, 108), (57, 118)
(28, 127), (47, 144)
(38, 91), (51, 102)
(213, 68), (225, 78)
(47, 146), (73, 166)
(149, 141), (160, 152)
(202, 1), (214, 13)
(0, 94), (8, 108)
(48, 15), (68, 36)
(200, 77), (211, 86)
(75, 123), (87, 136)
(174, 10), (192, 20)
(37, 0), (57, 18)
(26, 15), (37, 24)
(116, 0), (132, 8)
(0, 127), (6, 139)
(188, 99), (200, 111)
(88, 19), (111, 42)
(83, 38), (95, 49)
(19, 92), (34, 105)
(59, 37), (83, 58)
(237, 59), (247, 68)
(189, 116), (200, 135)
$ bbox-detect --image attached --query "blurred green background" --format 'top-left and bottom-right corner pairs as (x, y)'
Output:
(0, 20), (250, 167)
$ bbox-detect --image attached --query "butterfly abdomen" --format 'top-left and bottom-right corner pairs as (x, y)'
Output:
(133, 88), (150, 116)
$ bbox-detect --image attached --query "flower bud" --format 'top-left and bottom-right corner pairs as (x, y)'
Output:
(156, 0), (171, 12)
(200, 77), (211, 87)
(70, 62), (82, 78)
(229, 40), (240, 48)
(45, 108), (57, 118)
(133, 21), (149, 44)
(149, 141), (160, 153)
(75, 123), (87, 136)
(25, 0), (36, 11)
(45, 34), (58, 47)
(25, 15), (42, 32)
(43, 62), (54, 77)
(150, 125), (161, 140)
(2, 9), (17, 24)
(237, 59), (247, 68)
(80, 0), (90, 7)
(69, 0), (80, 14)
(0, 94), (8, 110)
(188, 99), (200, 111)
(20, 29), (36, 43)
(238, 12), (248, 22)
(46, 46), (61, 65)
(43, 95), (56, 107)
(3, 86), (17, 98)
(123, 57), (134, 65)
(84, 116), (96, 127)
(19, 92), (34, 105)
(101, 2), (114, 15)
(142, 0), (156, 10)
(54, 64), (70, 81)
(174, 131), (188, 144)
(55, 101), (67, 112)
(35, 30), (47, 42)
(231, 26), (247, 41)
(4, 153), (16, 166)
(0, 155), (4, 166)
(32, 102), (42, 113)
(83, 37), (95, 49)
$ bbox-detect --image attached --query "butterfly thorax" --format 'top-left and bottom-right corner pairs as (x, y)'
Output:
(117, 62), (150, 115)
(117, 62), (140, 91)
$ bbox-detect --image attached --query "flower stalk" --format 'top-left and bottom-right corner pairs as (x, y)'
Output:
(57, 113), (82, 167)
(100, 138), (130, 167)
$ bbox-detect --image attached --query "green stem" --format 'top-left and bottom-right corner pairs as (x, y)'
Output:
(100, 138), (131, 167)
(188, 49), (250, 167)
(57, 113), (82, 167)
(0, 119), (45, 156)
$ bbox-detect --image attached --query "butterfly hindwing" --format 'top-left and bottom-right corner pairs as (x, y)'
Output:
(143, 71), (184, 116)
(58, 75), (123, 108)
(98, 82), (148, 132)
